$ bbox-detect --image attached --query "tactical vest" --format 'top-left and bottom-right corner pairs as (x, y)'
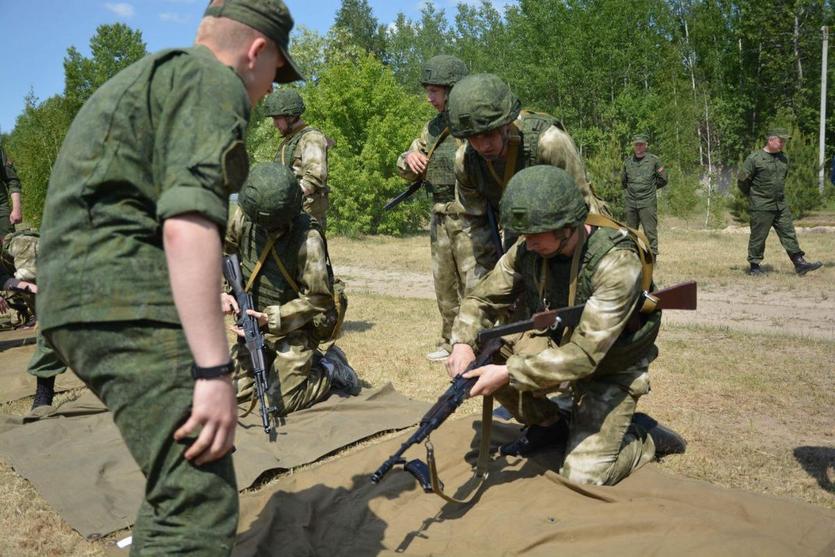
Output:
(275, 126), (317, 170)
(1, 230), (39, 281)
(423, 113), (457, 203)
(464, 111), (564, 211)
(239, 212), (313, 310)
(516, 226), (660, 374)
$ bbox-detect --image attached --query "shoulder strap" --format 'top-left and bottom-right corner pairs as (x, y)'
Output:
(244, 234), (281, 293)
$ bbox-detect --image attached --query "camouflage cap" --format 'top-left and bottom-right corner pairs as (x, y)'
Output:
(448, 73), (521, 138)
(632, 134), (649, 144)
(766, 127), (791, 139)
(500, 165), (588, 235)
(204, 0), (304, 83)
(264, 88), (305, 117)
(238, 162), (301, 230)
(420, 55), (469, 87)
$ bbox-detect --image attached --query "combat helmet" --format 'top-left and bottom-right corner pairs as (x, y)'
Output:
(500, 165), (588, 235)
(420, 55), (469, 87)
(448, 73), (521, 138)
(238, 162), (302, 231)
(264, 88), (305, 117)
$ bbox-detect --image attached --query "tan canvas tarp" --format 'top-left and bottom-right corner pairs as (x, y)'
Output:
(235, 415), (835, 557)
(0, 329), (83, 403)
(0, 384), (430, 538)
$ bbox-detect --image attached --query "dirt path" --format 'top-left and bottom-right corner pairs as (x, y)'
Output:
(335, 264), (835, 341)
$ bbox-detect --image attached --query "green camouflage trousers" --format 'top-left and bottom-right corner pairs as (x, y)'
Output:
(431, 211), (499, 351)
(45, 322), (238, 556)
(303, 190), (329, 232)
(748, 207), (802, 264)
(625, 203), (658, 255)
(493, 332), (656, 486)
(232, 328), (332, 416)
(27, 332), (67, 378)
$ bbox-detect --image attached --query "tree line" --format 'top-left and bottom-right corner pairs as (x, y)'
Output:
(4, 1), (834, 234)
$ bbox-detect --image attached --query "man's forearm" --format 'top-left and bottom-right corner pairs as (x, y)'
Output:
(163, 214), (230, 367)
(10, 192), (21, 212)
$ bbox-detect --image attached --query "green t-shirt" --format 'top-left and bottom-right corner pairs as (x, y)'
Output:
(37, 46), (251, 331)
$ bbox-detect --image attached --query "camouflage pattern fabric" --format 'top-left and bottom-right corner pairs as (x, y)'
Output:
(738, 149), (804, 262)
(622, 152), (666, 254)
(276, 126), (329, 230)
(451, 227), (659, 485)
(45, 322), (238, 555)
(27, 332), (69, 379)
(1, 231), (38, 325)
(225, 208), (335, 415)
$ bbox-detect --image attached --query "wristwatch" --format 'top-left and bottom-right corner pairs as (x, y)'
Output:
(191, 361), (234, 380)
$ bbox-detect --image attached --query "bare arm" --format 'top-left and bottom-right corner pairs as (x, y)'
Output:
(9, 192), (21, 224)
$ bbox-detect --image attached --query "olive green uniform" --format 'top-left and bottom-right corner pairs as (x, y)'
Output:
(397, 113), (475, 351)
(622, 152), (666, 255)
(0, 147), (21, 238)
(738, 149), (803, 264)
(275, 125), (330, 230)
(37, 46), (250, 555)
(225, 207), (336, 415)
(451, 227), (659, 486)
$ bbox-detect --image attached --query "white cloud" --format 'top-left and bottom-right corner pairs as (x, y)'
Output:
(104, 2), (135, 17)
(160, 12), (191, 24)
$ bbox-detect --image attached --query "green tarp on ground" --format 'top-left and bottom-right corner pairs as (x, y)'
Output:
(234, 415), (835, 557)
(0, 328), (84, 403)
(0, 384), (430, 538)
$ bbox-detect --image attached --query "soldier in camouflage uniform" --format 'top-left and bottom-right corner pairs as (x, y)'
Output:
(396, 55), (471, 361)
(264, 88), (331, 230)
(447, 166), (685, 486)
(448, 74), (609, 259)
(0, 147), (23, 242)
(35, 2), (304, 554)
(622, 134), (667, 255)
(738, 128), (822, 276)
(223, 163), (359, 415)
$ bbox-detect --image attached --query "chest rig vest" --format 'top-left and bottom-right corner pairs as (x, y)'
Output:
(423, 113), (458, 204)
(239, 212), (315, 310)
(516, 224), (661, 373)
(463, 111), (564, 211)
(275, 126), (316, 170)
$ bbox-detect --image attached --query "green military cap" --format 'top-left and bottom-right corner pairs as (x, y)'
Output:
(264, 88), (305, 117)
(766, 127), (791, 139)
(204, 0), (304, 83)
(632, 134), (649, 144)
(500, 165), (589, 235)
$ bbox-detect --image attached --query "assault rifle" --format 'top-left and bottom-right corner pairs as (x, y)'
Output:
(383, 180), (428, 211)
(222, 254), (276, 438)
(371, 280), (697, 489)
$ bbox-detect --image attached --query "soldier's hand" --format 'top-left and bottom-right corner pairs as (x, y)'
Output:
(463, 364), (510, 397)
(446, 343), (476, 378)
(174, 375), (237, 465)
(10, 207), (22, 225)
(405, 152), (428, 175)
(220, 293), (239, 315)
(16, 280), (37, 294)
(246, 309), (268, 328)
(0, 296), (8, 314)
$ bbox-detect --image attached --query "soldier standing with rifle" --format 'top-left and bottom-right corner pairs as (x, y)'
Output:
(34, 1), (304, 553)
(395, 55), (475, 362)
(447, 166), (686, 486)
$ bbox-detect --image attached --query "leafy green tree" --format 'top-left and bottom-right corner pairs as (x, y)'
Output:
(333, 0), (386, 58)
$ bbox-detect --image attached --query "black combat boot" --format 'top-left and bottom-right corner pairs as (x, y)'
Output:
(748, 262), (767, 276)
(632, 413), (687, 456)
(321, 348), (361, 396)
(789, 253), (822, 276)
(499, 419), (570, 457)
(31, 376), (56, 410)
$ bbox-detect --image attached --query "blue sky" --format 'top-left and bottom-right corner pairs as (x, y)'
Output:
(0, 0), (500, 133)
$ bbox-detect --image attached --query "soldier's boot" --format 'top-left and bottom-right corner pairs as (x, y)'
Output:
(748, 262), (767, 276)
(789, 253), (822, 276)
(499, 418), (569, 457)
(321, 347), (361, 396)
(632, 413), (687, 456)
(31, 376), (56, 410)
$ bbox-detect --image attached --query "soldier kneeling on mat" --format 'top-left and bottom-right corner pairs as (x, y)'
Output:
(223, 163), (358, 417)
(446, 165), (686, 486)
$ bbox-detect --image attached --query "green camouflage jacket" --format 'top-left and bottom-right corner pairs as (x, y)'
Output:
(621, 153), (667, 208)
(737, 149), (789, 211)
(275, 125), (329, 196)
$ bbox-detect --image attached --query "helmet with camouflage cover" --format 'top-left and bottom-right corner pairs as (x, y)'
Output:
(264, 88), (305, 117)
(448, 73), (521, 138)
(500, 165), (588, 235)
(238, 163), (302, 230)
(420, 55), (469, 87)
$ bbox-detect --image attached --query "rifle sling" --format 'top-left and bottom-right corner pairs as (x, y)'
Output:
(426, 395), (493, 505)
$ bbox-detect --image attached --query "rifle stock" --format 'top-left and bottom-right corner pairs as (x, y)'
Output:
(222, 254), (275, 437)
